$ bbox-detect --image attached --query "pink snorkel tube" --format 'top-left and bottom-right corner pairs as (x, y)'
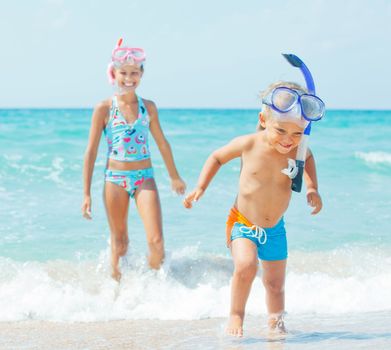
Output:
(107, 38), (146, 85)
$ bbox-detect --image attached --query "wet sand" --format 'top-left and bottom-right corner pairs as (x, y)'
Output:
(1, 312), (391, 350)
(0, 318), (226, 350)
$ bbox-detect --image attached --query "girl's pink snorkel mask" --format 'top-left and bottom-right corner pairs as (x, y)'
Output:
(107, 38), (146, 85)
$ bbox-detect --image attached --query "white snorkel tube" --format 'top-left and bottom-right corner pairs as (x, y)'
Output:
(281, 53), (323, 193)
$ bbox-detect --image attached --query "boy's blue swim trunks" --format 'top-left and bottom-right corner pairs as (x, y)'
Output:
(229, 215), (288, 261)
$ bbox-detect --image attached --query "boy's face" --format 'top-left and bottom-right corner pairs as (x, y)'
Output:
(260, 113), (305, 154)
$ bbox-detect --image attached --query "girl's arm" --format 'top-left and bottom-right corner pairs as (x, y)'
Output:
(146, 100), (186, 195)
(184, 135), (248, 208)
(304, 148), (322, 215)
(81, 102), (108, 219)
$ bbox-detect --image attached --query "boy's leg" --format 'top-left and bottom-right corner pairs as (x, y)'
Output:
(228, 238), (259, 337)
(104, 182), (130, 281)
(134, 178), (164, 269)
(261, 259), (287, 331)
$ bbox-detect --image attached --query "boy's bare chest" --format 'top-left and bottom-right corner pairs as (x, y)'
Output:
(242, 152), (291, 183)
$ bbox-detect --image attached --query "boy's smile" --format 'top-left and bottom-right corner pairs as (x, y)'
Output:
(264, 119), (304, 154)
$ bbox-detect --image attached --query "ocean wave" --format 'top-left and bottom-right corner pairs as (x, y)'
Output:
(0, 246), (390, 322)
(356, 151), (391, 165)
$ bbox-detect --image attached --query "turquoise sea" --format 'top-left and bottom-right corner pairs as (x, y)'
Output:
(1, 108), (391, 349)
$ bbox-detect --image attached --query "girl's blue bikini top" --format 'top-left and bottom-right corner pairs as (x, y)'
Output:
(104, 95), (151, 162)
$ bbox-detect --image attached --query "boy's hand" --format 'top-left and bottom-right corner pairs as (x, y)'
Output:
(183, 188), (205, 209)
(171, 177), (186, 195)
(307, 189), (322, 215)
(81, 196), (92, 220)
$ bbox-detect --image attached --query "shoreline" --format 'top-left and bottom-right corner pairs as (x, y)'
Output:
(1, 312), (391, 350)
(0, 318), (227, 350)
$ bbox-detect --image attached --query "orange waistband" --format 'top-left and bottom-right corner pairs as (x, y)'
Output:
(226, 207), (254, 247)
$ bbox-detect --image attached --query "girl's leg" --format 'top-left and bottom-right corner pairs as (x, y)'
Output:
(228, 238), (259, 337)
(261, 259), (287, 331)
(104, 182), (130, 281)
(134, 178), (164, 269)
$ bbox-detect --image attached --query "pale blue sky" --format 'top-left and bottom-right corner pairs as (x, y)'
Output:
(1, 0), (390, 109)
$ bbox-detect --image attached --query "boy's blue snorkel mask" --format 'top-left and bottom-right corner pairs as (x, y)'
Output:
(277, 54), (325, 192)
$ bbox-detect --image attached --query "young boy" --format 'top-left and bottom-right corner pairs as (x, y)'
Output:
(183, 81), (323, 336)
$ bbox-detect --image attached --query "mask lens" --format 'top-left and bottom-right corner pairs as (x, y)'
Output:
(129, 49), (144, 59)
(272, 88), (298, 112)
(113, 48), (129, 60)
(301, 95), (324, 120)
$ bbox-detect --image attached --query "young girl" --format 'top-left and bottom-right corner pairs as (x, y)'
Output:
(82, 38), (186, 281)
(183, 79), (323, 336)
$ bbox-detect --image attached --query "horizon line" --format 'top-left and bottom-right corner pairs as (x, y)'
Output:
(1, 107), (391, 112)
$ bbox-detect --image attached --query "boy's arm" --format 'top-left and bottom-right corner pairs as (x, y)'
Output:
(304, 148), (318, 191)
(183, 136), (248, 208)
(304, 148), (322, 214)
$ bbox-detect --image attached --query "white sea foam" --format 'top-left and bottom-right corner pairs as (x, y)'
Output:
(43, 156), (65, 185)
(356, 151), (391, 165)
(0, 246), (390, 322)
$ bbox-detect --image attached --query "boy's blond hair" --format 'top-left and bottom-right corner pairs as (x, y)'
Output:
(256, 81), (307, 131)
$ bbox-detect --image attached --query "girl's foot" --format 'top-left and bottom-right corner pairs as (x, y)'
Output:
(111, 266), (122, 282)
(268, 312), (287, 334)
(226, 314), (244, 337)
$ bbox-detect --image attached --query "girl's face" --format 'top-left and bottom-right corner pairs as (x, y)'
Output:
(114, 64), (143, 92)
(260, 113), (304, 154)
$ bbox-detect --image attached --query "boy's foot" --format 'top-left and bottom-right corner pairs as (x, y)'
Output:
(226, 314), (244, 337)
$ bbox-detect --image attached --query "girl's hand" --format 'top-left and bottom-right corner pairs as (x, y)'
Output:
(171, 177), (186, 195)
(307, 189), (322, 215)
(81, 196), (92, 220)
(183, 187), (204, 209)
